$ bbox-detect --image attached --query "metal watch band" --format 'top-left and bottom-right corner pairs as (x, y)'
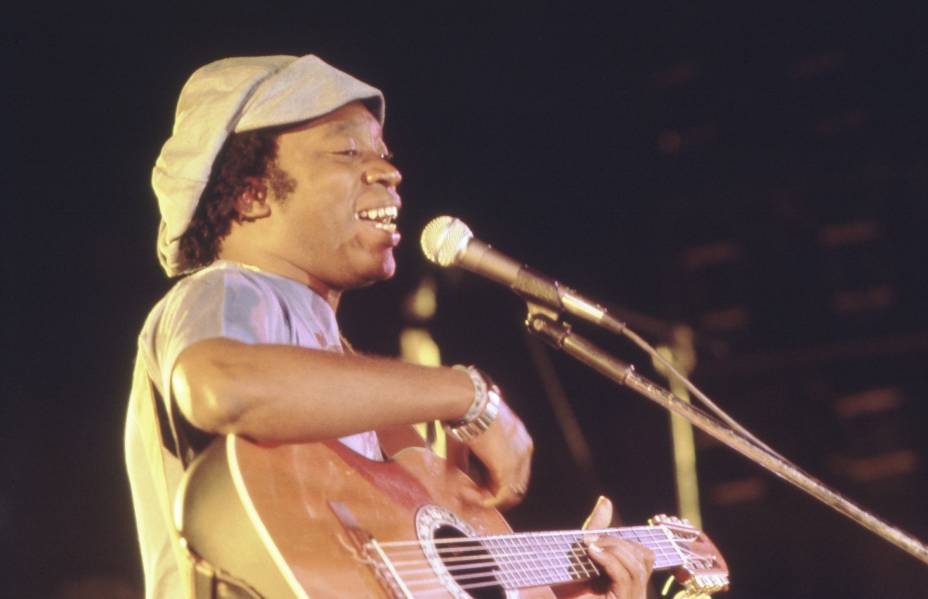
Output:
(452, 364), (489, 424)
(444, 387), (501, 443)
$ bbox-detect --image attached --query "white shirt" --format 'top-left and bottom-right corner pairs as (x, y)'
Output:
(125, 261), (380, 598)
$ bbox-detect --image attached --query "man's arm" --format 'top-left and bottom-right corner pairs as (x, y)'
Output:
(171, 337), (533, 509)
(172, 337), (475, 440)
(174, 339), (651, 594)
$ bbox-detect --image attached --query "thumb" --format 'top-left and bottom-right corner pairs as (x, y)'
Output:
(582, 495), (613, 531)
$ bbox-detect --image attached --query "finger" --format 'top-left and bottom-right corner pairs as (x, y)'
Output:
(597, 535), (656, 573)
(464, 484), (520, 510)
(490, 419), (533, 508)
(483, 447), (532, 510)
(481, 477), (526, 510)
(586, 541), (633, 599)
(463, 399), (533, 512)
(490, 455), (531, 509)
(587, 538), (651, 599)
(458, 483), (493, 506)
(582, 495), (613, 531)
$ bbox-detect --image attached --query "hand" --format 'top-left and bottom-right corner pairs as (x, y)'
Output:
(555, 496), (655, 599)
(462, 396), (533, 511)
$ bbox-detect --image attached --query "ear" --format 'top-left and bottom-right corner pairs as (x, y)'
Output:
(235, 177), (272, 221)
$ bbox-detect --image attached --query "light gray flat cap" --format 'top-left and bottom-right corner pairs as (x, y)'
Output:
(152, 54), (385, 276)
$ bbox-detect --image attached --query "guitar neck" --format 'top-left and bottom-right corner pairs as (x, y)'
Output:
(477, 526), (684, 590)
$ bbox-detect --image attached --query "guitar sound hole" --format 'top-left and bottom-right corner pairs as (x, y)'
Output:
(434, 525), (504, 599)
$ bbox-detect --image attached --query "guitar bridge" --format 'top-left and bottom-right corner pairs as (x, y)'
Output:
(328, 501), (413, 599)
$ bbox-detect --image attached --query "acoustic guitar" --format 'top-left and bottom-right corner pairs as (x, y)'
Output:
(175, 435), (729, 598)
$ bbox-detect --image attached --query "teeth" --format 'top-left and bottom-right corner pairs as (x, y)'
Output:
(374, 222), (397, 232)
(357, 206), (398, 223)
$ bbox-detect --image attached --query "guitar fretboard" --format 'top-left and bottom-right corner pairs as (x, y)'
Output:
(477, 526), (683, 590)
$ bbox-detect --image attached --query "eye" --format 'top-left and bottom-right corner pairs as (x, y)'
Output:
(380, 151), (395, 161)
(334, 149), (361, 157)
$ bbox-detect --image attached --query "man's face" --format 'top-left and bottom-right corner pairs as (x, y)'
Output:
(263, 102), (402, 292)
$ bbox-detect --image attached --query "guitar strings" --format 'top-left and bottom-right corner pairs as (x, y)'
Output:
(375, 525), (667, 544)
(394, 558), (726, 598)
(363, 526), (700, 596)
(379, 537), (680, 558)
(367, 538), (705, 597)
(384, 543), (681, 572)
(381, 538), (683, 590)
(388, 550), (681, 585)
(388, 544), (597, 578)
(396, 560), (594, 591)
(374, 526), (680, 550)
(377, 530), (683, 578)
(382, 537), (717, 595)
(395, 561), (610, 595)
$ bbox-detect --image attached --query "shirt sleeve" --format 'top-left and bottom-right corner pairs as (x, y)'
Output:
(146, 268), (287, 403)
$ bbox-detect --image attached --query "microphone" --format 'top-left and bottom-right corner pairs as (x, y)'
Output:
(420, 216), (626, 334)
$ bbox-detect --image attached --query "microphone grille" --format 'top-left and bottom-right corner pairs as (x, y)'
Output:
(420, 216), (474, 267)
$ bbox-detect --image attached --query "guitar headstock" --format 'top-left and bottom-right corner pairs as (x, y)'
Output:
(649, 514), (730, 597)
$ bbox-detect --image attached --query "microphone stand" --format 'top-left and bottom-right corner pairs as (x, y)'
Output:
(523, 304), (928, 566)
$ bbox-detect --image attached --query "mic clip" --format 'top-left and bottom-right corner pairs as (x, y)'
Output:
(525, 303), (571, 350)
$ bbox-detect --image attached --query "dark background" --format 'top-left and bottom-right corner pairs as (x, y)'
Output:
(7, 3), (928, 597)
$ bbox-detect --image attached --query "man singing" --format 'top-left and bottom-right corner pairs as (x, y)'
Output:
(125, 54), (654, 599)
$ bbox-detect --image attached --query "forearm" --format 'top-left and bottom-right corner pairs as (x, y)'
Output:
(172, 337), (474, 442)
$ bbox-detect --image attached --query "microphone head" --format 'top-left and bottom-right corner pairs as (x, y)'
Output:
(420, 215), (474, 267)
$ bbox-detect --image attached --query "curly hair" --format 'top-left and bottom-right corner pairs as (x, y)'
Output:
(178, 128), (295, 269)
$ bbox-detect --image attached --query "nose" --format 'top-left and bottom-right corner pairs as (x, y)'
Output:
(362, 159), (402, 188)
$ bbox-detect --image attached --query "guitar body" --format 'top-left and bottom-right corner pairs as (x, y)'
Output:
(176, 436), (553, 598)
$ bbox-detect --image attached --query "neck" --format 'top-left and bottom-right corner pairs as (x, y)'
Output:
(465, 526), (683, 591)
(215, 249), (343, 312)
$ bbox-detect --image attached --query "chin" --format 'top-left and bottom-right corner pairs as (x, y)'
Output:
(349, 258), (396, 289)
(372, 263), (397, 283)
(375, 253), (397, 280)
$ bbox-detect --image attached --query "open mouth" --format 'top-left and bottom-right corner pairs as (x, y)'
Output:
(356, 205), (398, 233)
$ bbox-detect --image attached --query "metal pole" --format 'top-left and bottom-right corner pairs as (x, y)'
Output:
(525, 310), (928, 566)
